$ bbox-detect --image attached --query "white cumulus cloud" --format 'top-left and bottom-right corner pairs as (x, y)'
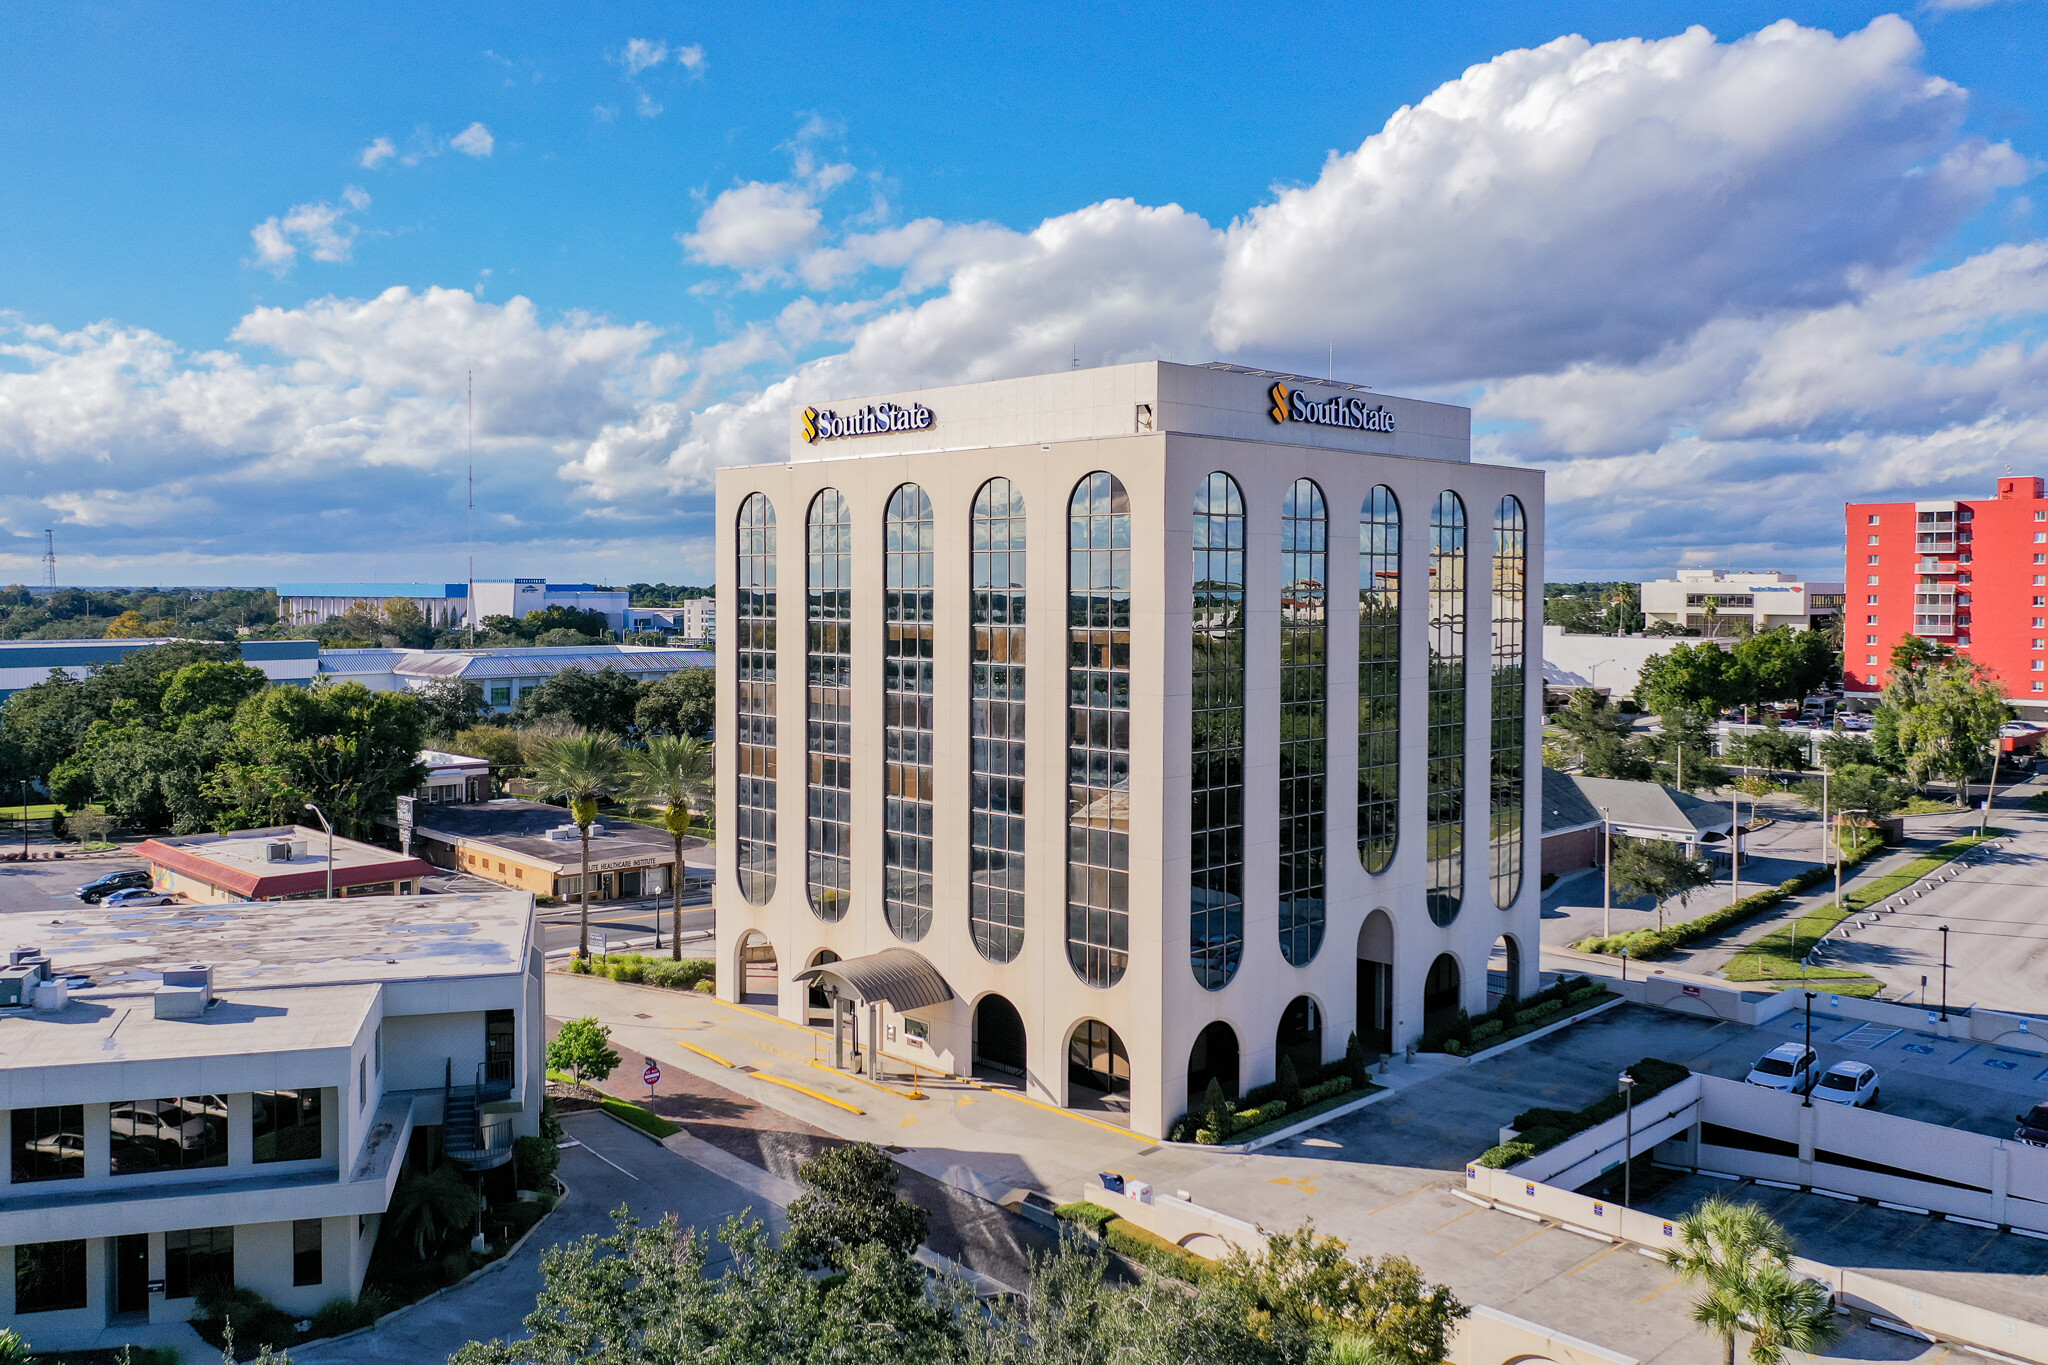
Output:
(247, 187), (372, 275)
(357, 137), (396, 170)
(450, 122), (495, 158)
(681, 182), (828, 269)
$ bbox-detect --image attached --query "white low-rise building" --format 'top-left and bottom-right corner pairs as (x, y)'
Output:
(318, 644), (711, 712)
(1540, 623), (1733, 699)
(1639, 570), (1845, 635)
(0, 639), (321, 703)
(0, 892), (541, 1350)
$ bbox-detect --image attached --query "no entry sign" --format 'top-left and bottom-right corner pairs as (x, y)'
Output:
(643, 1061), (662, 1088)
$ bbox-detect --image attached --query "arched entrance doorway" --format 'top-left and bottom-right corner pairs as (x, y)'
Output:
(737, 930), (777, 1008)
(1488, 935), (1522, 1012)
(973, 994), (1027, 1081)
(1186, 1021), (1240, 1103)
(1424, 953), (1462, 1036)
(805, 949), (840, 1027)
(1067, 1020), (1130, 1116)
(1276, 996), (1323, 1079)
(1356, 909), (1394, 1058)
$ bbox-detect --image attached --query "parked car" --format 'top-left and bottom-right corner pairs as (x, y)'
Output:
(76, 869), (151, 902)
(101, 888), (174, 907)
(2015, 1103), (2048, 1147)
(1744, 1042), (1817, 1093)
(1812, 1061), (1879, 1107)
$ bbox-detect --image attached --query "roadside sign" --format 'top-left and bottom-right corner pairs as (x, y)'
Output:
(643, 1060), (661, 1089)
(395, 796), (415, 855)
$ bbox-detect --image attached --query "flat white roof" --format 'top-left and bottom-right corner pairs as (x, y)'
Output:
(0, 984), (378, 1072)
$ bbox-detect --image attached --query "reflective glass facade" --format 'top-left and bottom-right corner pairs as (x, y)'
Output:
(1490, 495), (1527, 909)
(1427, 491), (1467, 926)
(1358, 487), (1400, 874)
(971, 478), (1028, 963)
(1067, 472), (1132, 988)
(1189, 472), (1245, 990)
(883, 484), (936, 941)
(735, 493), (778, 905)
(1278, 478), (1328, 966)
(806, 489), (853, 920)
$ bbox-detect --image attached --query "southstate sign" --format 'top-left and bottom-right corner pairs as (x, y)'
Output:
(1268, 381), (1395, 434)
(802, 400), (935, 443)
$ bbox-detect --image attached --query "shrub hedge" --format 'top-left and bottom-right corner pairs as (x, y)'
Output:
(1189, 1075), (1363, 1144)
(568, 953), (715, 992)
(1474, 1056), (1690, 1168)
(1418, 974), (1611, 1054)
(1053, 1201), (1212, 1283)
(1168, 1046), (1370, 1142)
(1576, 837), (1882, 960)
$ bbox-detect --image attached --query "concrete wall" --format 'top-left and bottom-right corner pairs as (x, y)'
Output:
(1542, 827), (1600, 876)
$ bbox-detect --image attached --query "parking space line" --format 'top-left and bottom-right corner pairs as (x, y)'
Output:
(1425, 1205), (1484, 1235)
(1492, 1223), (1554, 1257)
(1564, 1243), (1624, 1277)
(1367, 1183), (1433, 1216)
(1948, 1045), (1982, 1067)
(1635, 1275), (1682, 1304)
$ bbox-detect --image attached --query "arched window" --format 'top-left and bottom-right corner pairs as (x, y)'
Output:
(1067, 472), (1131, 989)
(1190, 473), (1244, 990)
(1187, 1021), (1240, 1102)
(1358, 487), (1400, 875)
(1427, 492), (1467, 926)
(806, 489), (853, 921)
(971, 479), (1027, 964)
(883, 484), (935, 941)
(1424, 952), (1462, 1035)
(734, 493), (778, 906)
(1491, 496), (1528, 909)
(1279, 478), (1328, 966)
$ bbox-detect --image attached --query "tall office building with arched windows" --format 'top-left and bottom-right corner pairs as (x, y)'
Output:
(714, 362), (1541, 1140)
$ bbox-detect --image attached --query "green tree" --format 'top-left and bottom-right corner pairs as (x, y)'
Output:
(1642, 708), (1731, 792)
(1883, 657), (2010, 806)
(628, 736), (714, 960)
(1665, 1197), (1838, 1365)
(1550, 691), (1652, 780)
(546, 1016), (621, 1084)
(207, 681), (429, 835)
(1815, 732), (1883, 774)
(1733, 627), (1837, 707)
(515, 668), (646, 737)
(527, 731), (630, 957)
(450, 725), (525, 792)
(635, 668), (716, 739)
(387, 1164), (483, 1260)
(784, 1142), (930, 1270)
(1888, 633), (1953, 677)
(1796, 763), (1903, 829)
(159, 660), (268, 724)
(380, 598), (439, 649)
(1636, 642), (1750, 717)
(1723, 720), (1805, 776)
(1223, 1224), (1468, 1365)
(415, 678), (489, 740)
(1610, 836), (1715, 930)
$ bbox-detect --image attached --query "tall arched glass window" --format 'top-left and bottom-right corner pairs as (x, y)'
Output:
(1190, 473), (1244, 990)
(1279, 478), (1328, 966)
(1490, 496), (1527, 909)
(1426, 491), (1467, 927)
(1358, 487), (1400, 875)
(971, 478), (1027, 964)
(806, 489), (853, 921)
(883, 484), (935, 941)
(735, 493), (778, 906)
(1067, 472), (1131, 989)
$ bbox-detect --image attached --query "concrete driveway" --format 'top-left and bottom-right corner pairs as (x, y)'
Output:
(296, 1110), (774, 1364)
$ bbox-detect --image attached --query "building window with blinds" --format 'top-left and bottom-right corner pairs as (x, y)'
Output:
(1190, 472), (1245, 990)
(735, 493), (778, 906)
(883, 484), (936, 941)
(971, 478), (1027, 964)
(1358, 487), (1400, 875)
(1491, 496), (1527, 909)
(1067, 472), (1132, 989)
(1279, 478), (1328, 966)
(806, 489), (853, 921)
(1427, 491), (1467, 926)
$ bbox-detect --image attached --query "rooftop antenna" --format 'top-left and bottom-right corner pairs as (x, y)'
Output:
(1327, 343), (1333, 382)
(1071, 343), (1080, 371)
(41, 530), (56, 590)
(466, 371), (475, 649)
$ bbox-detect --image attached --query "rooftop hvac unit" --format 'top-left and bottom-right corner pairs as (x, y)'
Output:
(545, 826), (581, 842)
(265, 840), (294, 862)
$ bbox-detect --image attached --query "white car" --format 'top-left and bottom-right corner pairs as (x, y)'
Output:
(1745, 1042), (1817, 1093)
(1812, 1061), (1879, 1107)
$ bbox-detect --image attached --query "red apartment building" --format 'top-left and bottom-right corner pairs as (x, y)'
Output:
(1846, 476), (2048, 717)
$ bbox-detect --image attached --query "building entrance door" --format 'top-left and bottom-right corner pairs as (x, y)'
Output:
(618, 869), (643, 899)
(113, 1234), (148, 1317)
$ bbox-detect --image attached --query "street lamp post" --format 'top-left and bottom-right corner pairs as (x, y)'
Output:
(1802, 991), (1817, 1107)
(1619, 1072), (1637, 1207)
(1979, 746), (2002, 838)
(1939, 924), (1951, 1022)
(303, 803), (335, 901)
(1600, 807), (1614, 938)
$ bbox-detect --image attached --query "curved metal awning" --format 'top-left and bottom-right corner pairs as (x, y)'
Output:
(794, 947), (955, 1013)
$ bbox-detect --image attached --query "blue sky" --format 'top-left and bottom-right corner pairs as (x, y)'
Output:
(1, 2), (2044, 586)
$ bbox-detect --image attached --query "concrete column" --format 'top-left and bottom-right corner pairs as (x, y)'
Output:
(1992, 1143), (2010, 1226)
(1797, 1103), (1816, 1186)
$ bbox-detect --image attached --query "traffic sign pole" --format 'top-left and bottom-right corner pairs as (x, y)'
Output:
(643, 1058), (661, 1098)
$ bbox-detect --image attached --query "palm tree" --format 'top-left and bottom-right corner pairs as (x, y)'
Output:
(1665, 1197), (1835, 1365)
(387, 1164), (481, 1259)
(627, 735), (714, 960)
(528, 730), (629, 959)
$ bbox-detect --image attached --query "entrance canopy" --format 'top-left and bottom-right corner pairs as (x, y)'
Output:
(794, 948), (955, 1013)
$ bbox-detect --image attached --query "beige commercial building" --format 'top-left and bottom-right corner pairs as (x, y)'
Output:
(1639, 569), (1845, 635)
(136, 827), (430, 904)
(714, 361), (1542, 1140)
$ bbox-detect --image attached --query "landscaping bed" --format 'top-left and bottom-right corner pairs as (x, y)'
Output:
(1475, 1057), (1690, 1168)
(1166, 1048), (1374, 1144)
(565, 952), (714, 993)
(547, 1072), (680, 1138)
(1054, 1200), (1213, 1283)
(1418, 974), (1613, 1056)
(1576, 837), (1880, 960)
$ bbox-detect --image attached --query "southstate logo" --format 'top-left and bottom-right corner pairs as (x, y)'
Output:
(1268, 382), (1291, 423)
(801, 400), (934, 443)
(801, 407), (821, 443)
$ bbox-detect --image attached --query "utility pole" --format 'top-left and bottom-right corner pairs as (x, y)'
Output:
(41, 530), (56, 590)
(1600, 807), (1613, 937)
(1979, 745), (2001, 837)
(467, 370), (476, 650)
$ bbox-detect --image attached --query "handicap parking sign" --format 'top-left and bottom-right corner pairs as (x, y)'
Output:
(1902, 1044), (1935, 1055)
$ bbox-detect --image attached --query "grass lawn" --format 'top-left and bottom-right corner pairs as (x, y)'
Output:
(0, 803), (64, 821)
(546, 1070), (681, 1138)
(1725, 829), (1998, 985)
(1899, 795), (1968, 816)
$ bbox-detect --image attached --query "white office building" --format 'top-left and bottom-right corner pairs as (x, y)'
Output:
(318, 644), (710, 712)
(0, 892), (542, 1350)
(714, 361), (1542, 1140)
(1639, 570), (1845, 635)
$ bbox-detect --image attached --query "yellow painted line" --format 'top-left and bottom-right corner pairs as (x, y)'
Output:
(1636, 1275), (1682, 1304)
(1368, 1184), (1432, 1217)
(808, 1058), (922, 1101)
(980, 1083), (1143, 1141)
(1564, 1243), (1624, 1277)
(1425, 1205), (1484, 1236)
(750, 1071), (865, 1115)
(1493, 1223), (1554, 1257)
(673, 1039), (735, 1069)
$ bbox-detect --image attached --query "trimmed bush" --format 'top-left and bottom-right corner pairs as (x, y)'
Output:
(310, 1289), (390, 1337)
(514, 1134), (560, 1190)
(1512, 999), (1563, 1027)
(1419, 974), (1608, 1054)
(1493, 1056), (1690, 1161)
(1477, 1141), (1536, 1169)
(1299, 1075), (1353, 1106)
(1053, 1200), (1119, 1234)
(1470, 1020), (1506, 1043)
(1104, 1218), (1212, 1283)
(1576, 837), (1883, 961)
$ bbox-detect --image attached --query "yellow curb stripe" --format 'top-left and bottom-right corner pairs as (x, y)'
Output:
(809, 1058), (922, 1100)
(673, 1039), (735, 1069)
(750, 1071), (866, 1115)
(979, 1083), (1142, 1140)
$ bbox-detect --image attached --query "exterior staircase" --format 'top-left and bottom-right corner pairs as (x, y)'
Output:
(442, 1059), (514, 1170)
